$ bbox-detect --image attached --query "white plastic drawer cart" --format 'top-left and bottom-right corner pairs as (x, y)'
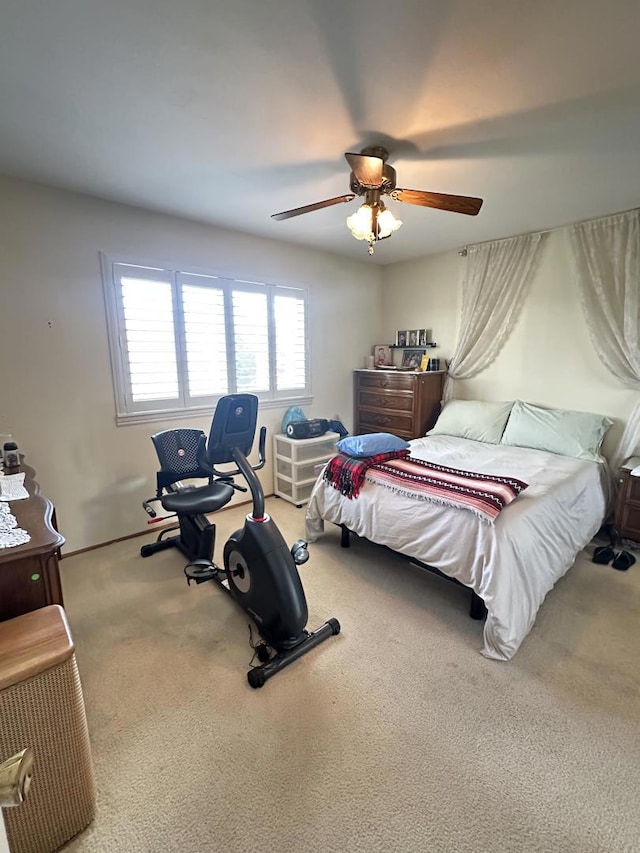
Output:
(273, 432), (340, 507)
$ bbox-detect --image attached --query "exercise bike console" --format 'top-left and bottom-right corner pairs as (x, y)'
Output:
(140, 394), (340, 687)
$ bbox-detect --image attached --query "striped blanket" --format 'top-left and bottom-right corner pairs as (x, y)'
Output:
(366, 456), (528, 524)
(323, 450), (410, 498)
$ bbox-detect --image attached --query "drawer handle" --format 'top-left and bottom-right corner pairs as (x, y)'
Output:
(375, 397), (390, 407)
(378, 379), (388, 388)
(376, 416), (390, 426)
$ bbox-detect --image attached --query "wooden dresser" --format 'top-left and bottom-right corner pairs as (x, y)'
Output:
(0, 460), (65, 622)
(613, 457), (640, 545)
(354, 369), (445, 440)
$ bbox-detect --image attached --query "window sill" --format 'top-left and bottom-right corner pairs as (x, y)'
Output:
(115, 396), (314, 427)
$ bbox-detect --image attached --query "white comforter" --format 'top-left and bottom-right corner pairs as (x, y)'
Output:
(305, 436), (608, 660)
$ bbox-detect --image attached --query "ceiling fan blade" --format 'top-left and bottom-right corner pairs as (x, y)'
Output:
(345, 152), (384, 188)
(271, 194), (356, 221)
(394, 189), (483, 216)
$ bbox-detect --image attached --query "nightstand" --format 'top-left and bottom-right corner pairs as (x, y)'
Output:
(613, 457), (640, 546)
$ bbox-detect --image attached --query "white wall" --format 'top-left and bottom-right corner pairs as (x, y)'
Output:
(0, 176), (382, 552)
(381, 230), (638, 458)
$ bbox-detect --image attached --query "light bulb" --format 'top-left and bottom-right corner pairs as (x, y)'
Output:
(346, 204), (374, 241)
(377, 208), (403, 239)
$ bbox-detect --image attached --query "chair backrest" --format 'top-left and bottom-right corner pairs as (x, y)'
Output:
(206, 394), (258, 465)
(151, 428), (209, 490)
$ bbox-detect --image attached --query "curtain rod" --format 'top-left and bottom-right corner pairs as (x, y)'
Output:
(457, 204), (639, 256)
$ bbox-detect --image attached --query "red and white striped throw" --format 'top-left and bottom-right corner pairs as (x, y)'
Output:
(366, 456), (528, 524)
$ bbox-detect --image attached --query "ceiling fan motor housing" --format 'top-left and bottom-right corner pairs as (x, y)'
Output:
(350, 164), (397, 195)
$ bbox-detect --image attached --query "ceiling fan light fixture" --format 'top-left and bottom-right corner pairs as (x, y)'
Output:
(346, 202), (403, 244)
(346, 203), (376, 241)
(377, 207), (403, 239)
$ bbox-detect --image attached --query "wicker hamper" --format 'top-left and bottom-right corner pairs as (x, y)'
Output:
(0, 605), (95, 853)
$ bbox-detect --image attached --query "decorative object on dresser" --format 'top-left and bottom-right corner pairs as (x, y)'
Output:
(613, 457), (640, 549)
(401, 348), (425, 369)
(354, 369), (445, 440)
(0, 461), (64, 623)
(373, 344), (392, 367)
(274, 432), (341, 507)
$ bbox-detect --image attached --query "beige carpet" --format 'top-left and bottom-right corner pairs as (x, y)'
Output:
(59, 498), (640, 853)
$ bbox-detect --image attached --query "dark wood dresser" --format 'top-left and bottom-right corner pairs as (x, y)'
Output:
(354, 369), (445, 440)
(613, 457), (640, 545)
(0, 461), (65, 622)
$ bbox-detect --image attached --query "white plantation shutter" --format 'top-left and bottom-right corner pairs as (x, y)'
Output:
(103, 256), (310, 422)
(274, 291), (307, 392)
(120, 274), (179, 403)
(232, 289), (270, 393)
(180, 280), (228, 399)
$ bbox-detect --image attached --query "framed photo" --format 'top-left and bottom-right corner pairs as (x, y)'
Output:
(402, 348), (425, 369)
(395, 330), (407, 347)
(408, 330), (419, 347)
(418, 329), (428, 347)
(373, 344), (392, 367)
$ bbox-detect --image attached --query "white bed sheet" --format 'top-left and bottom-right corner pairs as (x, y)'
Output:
(305, 435), (608, 660)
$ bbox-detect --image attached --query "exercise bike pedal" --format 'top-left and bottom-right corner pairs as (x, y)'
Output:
(184, 560), (220, 585)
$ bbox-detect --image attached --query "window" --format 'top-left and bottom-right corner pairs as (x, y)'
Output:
(101, 256), (310, 424)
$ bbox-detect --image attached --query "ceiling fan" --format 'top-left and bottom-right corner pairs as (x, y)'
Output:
(271, 146), (483, 255)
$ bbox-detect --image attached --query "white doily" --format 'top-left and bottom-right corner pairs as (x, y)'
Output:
(0, 527), (31, 548)
(0, 503), (30, 547)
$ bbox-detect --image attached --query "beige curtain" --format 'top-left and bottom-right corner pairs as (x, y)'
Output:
(566, 209), (640, 471)
(445, 233), (545, 400)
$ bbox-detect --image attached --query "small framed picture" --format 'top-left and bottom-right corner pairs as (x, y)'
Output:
(408, 330), (419, 346)
(402, 348), (425, 369)
(373, 344), (392, 367)
(418, 329), (428, 347)
(395, 330), (407, 347)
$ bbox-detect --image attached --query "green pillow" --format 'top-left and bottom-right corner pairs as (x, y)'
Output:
(427, 400), (514, 444)
(500, 400), (612, 463)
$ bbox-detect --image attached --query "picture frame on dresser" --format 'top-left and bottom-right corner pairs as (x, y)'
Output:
(373, 344), (392, 367)
(401, 348), (425, 369)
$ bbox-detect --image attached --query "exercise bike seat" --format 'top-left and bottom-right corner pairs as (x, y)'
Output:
(161, 482), (234, 515)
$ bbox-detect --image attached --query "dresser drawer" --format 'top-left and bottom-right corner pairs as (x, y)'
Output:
(359, 390), (413, 412)
(357, 372), (416, 391)
(620, 503), (640, 539)
(623, 474), (640, 505)
(358, 410), (413, 435)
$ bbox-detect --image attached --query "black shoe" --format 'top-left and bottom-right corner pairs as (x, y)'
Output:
(592, 545), (614, 564)
(611, 550), (636, 571)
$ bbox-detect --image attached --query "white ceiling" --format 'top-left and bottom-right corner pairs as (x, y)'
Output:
(1, 0), (640, 264)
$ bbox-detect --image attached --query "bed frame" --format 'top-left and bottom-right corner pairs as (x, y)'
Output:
(339, 524), (488, 621)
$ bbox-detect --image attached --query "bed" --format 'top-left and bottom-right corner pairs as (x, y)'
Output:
(305, 430), (610, 661)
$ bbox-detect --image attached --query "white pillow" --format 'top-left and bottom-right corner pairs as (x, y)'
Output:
(500, 400), (612, 463)
(427, 400), (514, 444)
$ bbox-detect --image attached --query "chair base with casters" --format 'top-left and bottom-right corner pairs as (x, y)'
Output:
(140, 393), (340, 687)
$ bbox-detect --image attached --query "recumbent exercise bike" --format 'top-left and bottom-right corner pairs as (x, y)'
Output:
(140, 393), (340, 688)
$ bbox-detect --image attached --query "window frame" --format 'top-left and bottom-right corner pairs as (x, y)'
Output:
(100, 253), (312, 426)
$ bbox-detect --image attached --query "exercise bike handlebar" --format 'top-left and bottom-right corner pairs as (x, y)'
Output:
(231, 426), (267, 519)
